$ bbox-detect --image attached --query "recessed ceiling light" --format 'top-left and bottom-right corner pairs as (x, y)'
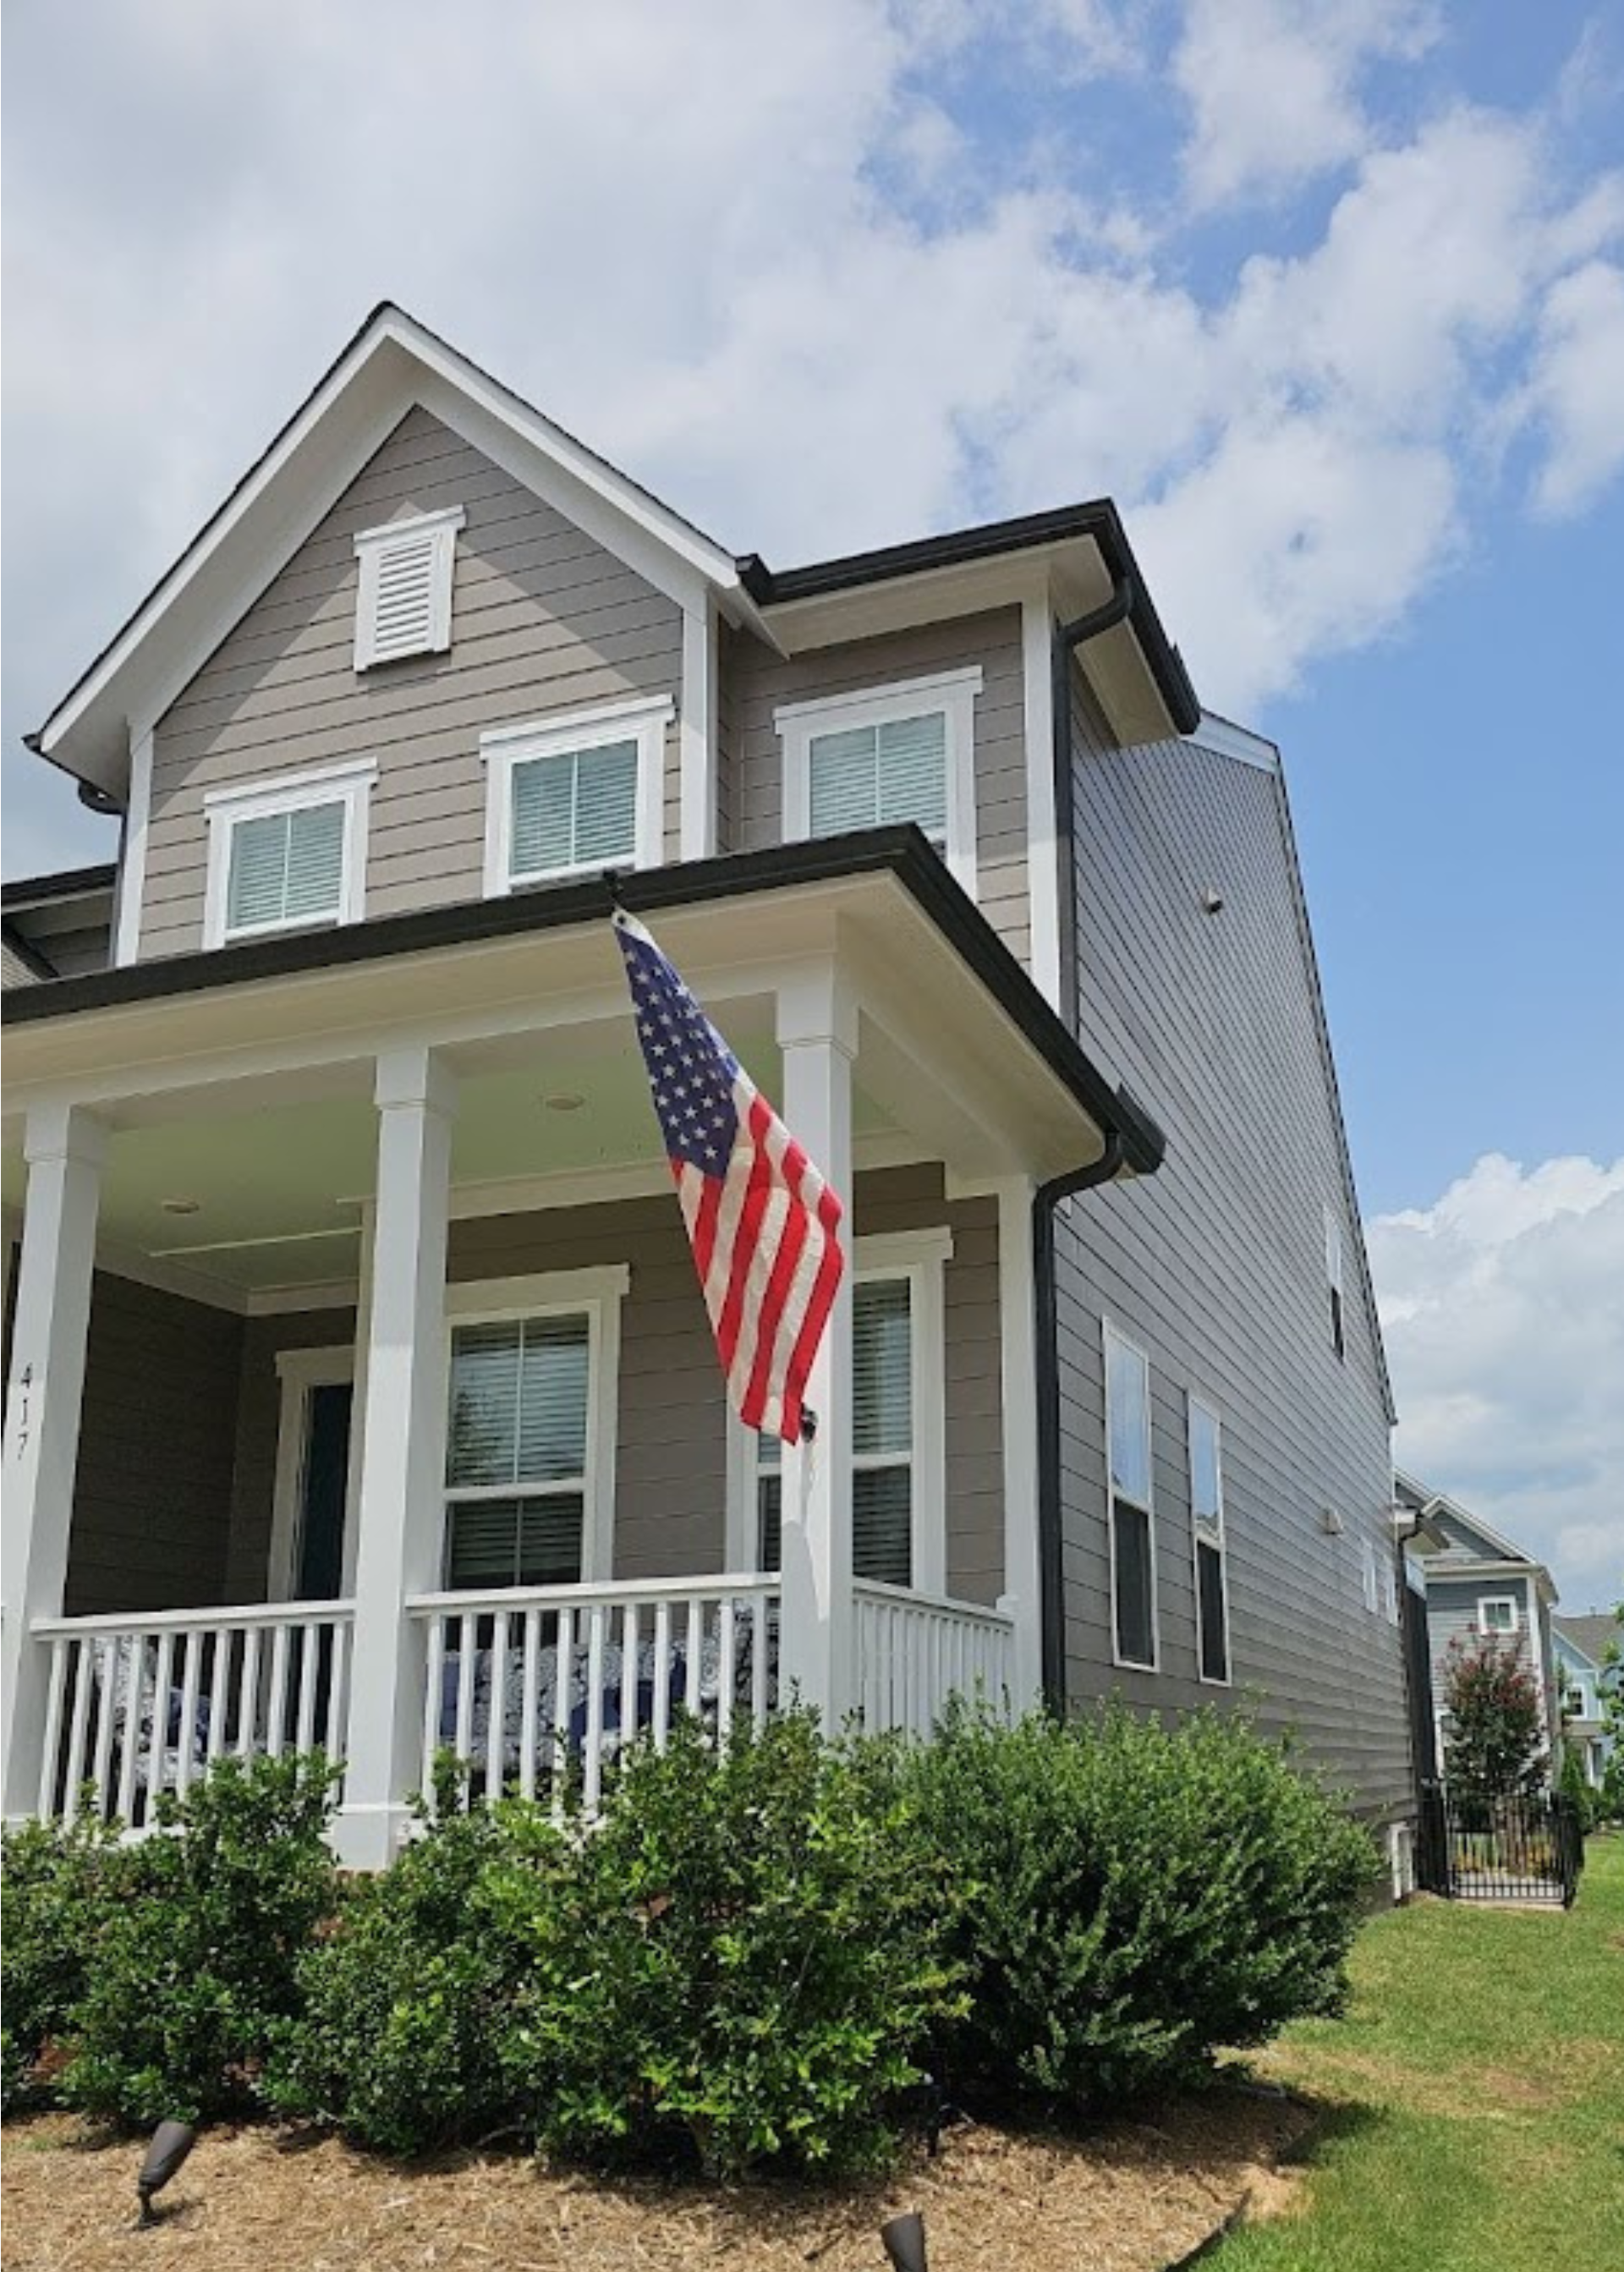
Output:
(160, 1197), (201, 1216)
(542, 1093), (585, 1113)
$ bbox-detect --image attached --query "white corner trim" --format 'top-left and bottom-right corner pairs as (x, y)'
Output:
(201, 759), (377, 950)
(1189, 712), (1281, 772)
(480, 694), (673, 895)
(678, 602), (715, 860)
(352, 506), (465, 671)
(1020, 601), (1062, 1010)
(776, 666), (983, 899)
(113, 727), (153, 968)
(855, 1227), (956, 1274)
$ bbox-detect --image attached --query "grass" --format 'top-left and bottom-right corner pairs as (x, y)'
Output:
(1207, 1830), (1624, 2271)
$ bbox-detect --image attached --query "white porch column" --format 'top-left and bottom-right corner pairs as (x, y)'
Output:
(3, 1106), (106, 1822)
(775, 966), (856, 1730)
(337, 1047), (455, 1868)
(996, 1176), (1044, 1711)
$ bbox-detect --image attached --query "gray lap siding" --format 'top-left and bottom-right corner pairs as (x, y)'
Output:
(1055, 686), (1410, 1821)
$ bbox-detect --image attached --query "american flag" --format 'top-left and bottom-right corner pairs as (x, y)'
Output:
(612, 908), (844, 1445)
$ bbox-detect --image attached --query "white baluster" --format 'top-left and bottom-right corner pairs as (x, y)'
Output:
(750, 1593), (769, 1731)
(63, 1640), (94, 1822)
(453, 1611), (476, 1773)
(717, 1596), (737, 1743)
(37, 1637), (69, 1820)
(651, 1600), (672, 1751)
(550, 1606), (574, 1822)
(206, 1631), (229, 1763)
(518, 1608), (541, 1802)
(235, 1625), (261, 1759)
(584, 1605), (606, 1818)
(486, 1609), (509, 1800)
(294, 1622), (320, 1756)
(90, 1638), (118, 1820)
(619, 1602), (639, 1759)
(149, 1632), (174, 1812)
(421, 1614), (446, 1807)
(683, 1597), (702, 1718)
(266, 1622), (292, 1761)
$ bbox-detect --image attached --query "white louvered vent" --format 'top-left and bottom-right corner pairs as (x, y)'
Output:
(354, 505), (465, 670)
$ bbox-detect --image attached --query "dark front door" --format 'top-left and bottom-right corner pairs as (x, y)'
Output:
(295, 1381), (353, 1601)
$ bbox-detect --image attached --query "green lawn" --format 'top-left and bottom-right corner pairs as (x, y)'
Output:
(1207, 1832), (1624, 2272)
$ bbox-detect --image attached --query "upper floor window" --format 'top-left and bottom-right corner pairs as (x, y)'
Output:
(1324, 1207), (1347, 1361)
(353, 507), (465, 670)
(201, 759), (376, 948)
(1188, 1396), (1229, 1684)
(775, 667), (982, 896)
(482, 695), (672, 892)
(1479, 1594), (1519, 1636)
(1105, 1323), (1158, 1670)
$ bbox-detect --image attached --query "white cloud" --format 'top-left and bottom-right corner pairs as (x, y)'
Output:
(1523, 260), (1624, 517)
(1368, 1155), (1624, 1607)
(1174, 0), (1440, 206)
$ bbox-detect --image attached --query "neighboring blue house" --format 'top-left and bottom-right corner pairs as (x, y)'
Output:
(1552, 1615), (1618, 1792)
(1396, 1471), (1561, 1775)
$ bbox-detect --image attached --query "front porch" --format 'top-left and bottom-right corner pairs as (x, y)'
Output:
(3, 858), (1118, 1863)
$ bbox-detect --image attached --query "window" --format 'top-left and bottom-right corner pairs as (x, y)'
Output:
(1188, 1397), (1229, 1684)
(1361, 1537), (1380, 1616)
(442, 1270), (625, 1589)
(1325, 1207), (1346, 1361)
(482, 695), (672, 891)
(734, 1231), (949, 1594)
(353, 507), (464, 670)
(1380, 1552), (1400, 1627)
(202, 760), (375, 947)
(1479, 1595), (1518, 1636)
(776, 668), (982, 895)
(1105, 1325), (1157, 1669)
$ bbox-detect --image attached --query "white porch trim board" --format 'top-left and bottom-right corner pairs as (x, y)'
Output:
(3, 1106), (107, 1823)
(996, 1176), (1044, 1709)
(337, 1047), (457, 1869)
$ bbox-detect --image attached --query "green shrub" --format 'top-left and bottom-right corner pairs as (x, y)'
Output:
(58, 1753), (340, 2127)
(1558, 1741), (1598, 1836)
(1, 1812), (126, 2115)
(903, 1704), (1379, 2110)
(502, 1712), (963, 2176)
(261, 1786), (568, 2156)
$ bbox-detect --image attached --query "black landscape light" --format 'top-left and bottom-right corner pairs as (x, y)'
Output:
(881, 2209), (928, 2272)
(135, 2120), (197, 2227)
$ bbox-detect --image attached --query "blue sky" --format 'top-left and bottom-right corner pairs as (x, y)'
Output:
(3, 0), (1621, 1601)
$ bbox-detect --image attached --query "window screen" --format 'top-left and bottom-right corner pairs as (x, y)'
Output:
(1189, 1401), (1222, 1535)
(510, 738), (639, 878)
(444, 1314), (590, 1589)
(1113, 1500), (1155, 1667)
(809, 711), (946, 842)
(1106, 1331), (1151, 1507)
(225, 801), (345, 933)
(1196, 1537), (1229, 1682)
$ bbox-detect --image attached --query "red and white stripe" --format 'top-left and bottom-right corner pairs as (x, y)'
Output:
(672, 1073), (844, 1444)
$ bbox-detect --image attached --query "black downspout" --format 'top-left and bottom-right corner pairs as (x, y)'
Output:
(1034, 569), (1143, 1713)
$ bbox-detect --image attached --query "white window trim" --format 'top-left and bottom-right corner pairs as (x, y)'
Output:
(1187, 1393), (1230, 1687)
(1103, 1319), (1159, 1672)
(202, 757), (376, 949)
(480, 694), (673, 893)
(1361, 1536), (1380, 1616)
(270, 1346), (358, 1603)
(1324, 1205), (1347, 1361)
(353, 505), (465, 671)
(775, 667), (983, 897)
(1479, 1594), (1520, 1637)
(726, 1227), (952, 1594)
(442, 1265), (628, 1585)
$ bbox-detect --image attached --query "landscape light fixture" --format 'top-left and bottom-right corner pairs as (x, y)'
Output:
(135, 2120), (197, 2228)
(880, 2209), (928, 2271)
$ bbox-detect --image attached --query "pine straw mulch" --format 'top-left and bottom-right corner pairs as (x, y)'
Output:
(0, 2089), (1313, 2272)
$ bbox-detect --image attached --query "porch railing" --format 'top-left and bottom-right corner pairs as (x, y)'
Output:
(853, 1580), (1015, 1737)
(407, 1574), (780, 1817)
(30, 1600), (354, 1828)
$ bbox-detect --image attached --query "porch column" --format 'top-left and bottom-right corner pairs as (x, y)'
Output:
(996, 1176), (1044, 1710)
(337, 1047), (455, 1869)
(775, 967), (856, 1730)
(2, 1105), (106, 1822)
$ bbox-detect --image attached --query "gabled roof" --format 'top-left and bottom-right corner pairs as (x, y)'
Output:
(1393, 1469), (1548, 1570)
(30, 303), (749, 803)
(1553, 1613), (1620, 1671)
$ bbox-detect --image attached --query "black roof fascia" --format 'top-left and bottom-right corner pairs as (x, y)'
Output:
(0, 827), (1164, 1175)
(2, 863), (118, 910)
(737, 500), (1200, 738)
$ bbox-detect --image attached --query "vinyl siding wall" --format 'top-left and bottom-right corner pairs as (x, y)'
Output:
(1053, 689), (1410, 1820)
(1423, 1572), (1546, 1744)
(727, 610), (1032, 968)
(139, 408), (683, 959)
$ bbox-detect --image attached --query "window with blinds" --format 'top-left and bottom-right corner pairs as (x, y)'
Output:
(1105, 1326), (1156, 1668)
(444, 1314), (590, 1589)
(754, 1277), (914, 1586)
(1188, 1397), (1228, 1682)
(808, 711), (947, 844)
(509, 738), (638, 881)
(223, 800), (347, 936)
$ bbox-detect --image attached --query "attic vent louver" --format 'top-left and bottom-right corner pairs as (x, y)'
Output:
(354, 505), (465, 670)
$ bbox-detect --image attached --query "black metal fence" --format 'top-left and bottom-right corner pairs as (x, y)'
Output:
(1417, 1782), (1585, 1907)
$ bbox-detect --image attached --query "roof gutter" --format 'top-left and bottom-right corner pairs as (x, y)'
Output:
(1031, 572), (1171, 1710)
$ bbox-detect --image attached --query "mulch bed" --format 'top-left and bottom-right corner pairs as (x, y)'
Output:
(0, 2090), (1312, 2271)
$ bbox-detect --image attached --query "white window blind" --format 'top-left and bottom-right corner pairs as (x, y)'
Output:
(510, 738), (638, 879)
(225, 800), (345, 934)
(444, 1314), (590, 1589)
(809, 711), (947, 842)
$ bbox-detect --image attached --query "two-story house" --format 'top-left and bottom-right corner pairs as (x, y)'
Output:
(3, 305), (1410, 1874)
(1553, 1614), (1617, 1792)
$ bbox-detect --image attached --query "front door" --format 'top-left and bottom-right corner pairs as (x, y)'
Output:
(294, 1380), (353, 1601)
